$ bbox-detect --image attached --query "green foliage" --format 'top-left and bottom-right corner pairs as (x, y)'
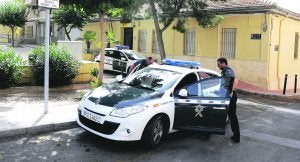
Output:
(172, 18), (187, 33)
(83, 31), (96, 53)
(89, 68), (99, 78)
(0, 47), (25, 89)
(60, 0), (141, 83)
(89, 68), (102, 89)
(155, 0), (225, 33)
(189, 0), (224, 28)
(107, 8), (123, 17)
(0, 0), (27, 28)
(83, 31), (96, 42)
(52, 4), (93, 41)
(28, 44), (79, 87)
(105, 30), (119, 48)
(0, 0), (27, 47)
(90, 80), (102, 89)
(60, 0), (136, 14)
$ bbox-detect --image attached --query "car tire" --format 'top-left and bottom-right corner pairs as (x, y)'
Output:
(142, 115), (165, 149)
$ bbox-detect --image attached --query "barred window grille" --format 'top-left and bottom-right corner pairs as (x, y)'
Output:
(138, 30), (147, 52)
(221, 28), (236, 58)
(25, 26), (33, 38)
(294, 32), (299, 59)
(184, 29), (195, 55)
(152, 30), (160, 53)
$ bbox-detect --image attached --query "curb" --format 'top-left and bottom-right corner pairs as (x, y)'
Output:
(237, 89), (300, 102)
(0, 121), (79, 140)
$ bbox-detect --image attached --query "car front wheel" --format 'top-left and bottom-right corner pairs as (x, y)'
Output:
(142, 115), (165, 149)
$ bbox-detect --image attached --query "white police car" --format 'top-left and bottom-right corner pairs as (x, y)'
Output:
(77, 59), (233, 148)
(95, 46), (145, 74)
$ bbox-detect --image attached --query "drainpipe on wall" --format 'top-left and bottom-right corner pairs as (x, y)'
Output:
(268, 14), (273, 89)
(217, 23), (221, 58)
(216, 23), (221, 71)
(277, 14), (288, 89)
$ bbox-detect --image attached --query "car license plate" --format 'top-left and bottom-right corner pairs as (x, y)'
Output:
(82, 109), (102, 124)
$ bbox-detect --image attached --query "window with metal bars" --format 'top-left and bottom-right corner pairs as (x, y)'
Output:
(152, 30), (160, 53)
(25, 26), (33, 38)
(294, 32), (299, 59)
(184, 29), (195, 55)
(221, 28), (236, 58)
(138, 30), (147, 52)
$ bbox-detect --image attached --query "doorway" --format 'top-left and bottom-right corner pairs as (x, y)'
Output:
(123, 27), (133, 49)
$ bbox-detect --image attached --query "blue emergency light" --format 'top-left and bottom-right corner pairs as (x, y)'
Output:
(162, 58), (201, 69)
(115, 45), (130, 50)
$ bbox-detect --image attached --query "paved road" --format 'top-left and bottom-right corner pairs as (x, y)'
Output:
(0, 94), (299, 162)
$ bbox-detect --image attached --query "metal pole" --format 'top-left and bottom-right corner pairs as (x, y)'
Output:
(283, 74), (287, 95)
(44, 9), (50, 114)
(295, 74), (298, 94)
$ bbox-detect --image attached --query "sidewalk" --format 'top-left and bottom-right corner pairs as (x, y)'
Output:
(237, 81), (300, 101)
(0, 79), (299, 140)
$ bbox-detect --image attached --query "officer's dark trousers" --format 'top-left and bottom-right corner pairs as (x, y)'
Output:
(228, 92), (240, 138)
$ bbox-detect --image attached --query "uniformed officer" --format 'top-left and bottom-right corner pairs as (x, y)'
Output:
(128, 57), (154, 74)
(217, 57), (240, 143)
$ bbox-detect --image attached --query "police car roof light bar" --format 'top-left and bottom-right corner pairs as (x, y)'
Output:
(115, 45), (130, 50)
(162, 58), (201, 69)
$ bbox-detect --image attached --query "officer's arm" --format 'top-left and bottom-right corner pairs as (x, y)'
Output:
(230, 78), (239, 97)
(128, 64), (136, 74)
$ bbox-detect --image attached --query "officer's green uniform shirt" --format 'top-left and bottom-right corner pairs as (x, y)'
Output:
(221, 66), (235, 78)
(221, 66), (236, 92)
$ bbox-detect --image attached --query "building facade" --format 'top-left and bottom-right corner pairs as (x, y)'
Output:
(83, 0), (300, 90)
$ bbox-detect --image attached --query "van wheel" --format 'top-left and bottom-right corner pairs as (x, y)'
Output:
(142, 115), (165, 149)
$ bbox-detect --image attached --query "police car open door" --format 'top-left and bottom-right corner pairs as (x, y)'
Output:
(174, 77), (233, 135)
(112, 51), (127, 73)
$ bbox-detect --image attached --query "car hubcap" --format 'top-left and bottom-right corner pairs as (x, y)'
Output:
(153, 120), (163, 144)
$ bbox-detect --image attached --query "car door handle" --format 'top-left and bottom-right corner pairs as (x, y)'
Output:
(212, 107), (226, 110)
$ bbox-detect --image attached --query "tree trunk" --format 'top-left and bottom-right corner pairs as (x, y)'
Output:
(11, 27), (15, 47)
(149, 0), (166, 62)
(98, 13), (106, 84)
(87, 41), (91, 53)
(64, 27), (71, 41)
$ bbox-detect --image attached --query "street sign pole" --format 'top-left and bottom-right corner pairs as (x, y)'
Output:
(39, 0), (59, 114)
(44, 8), (50, 114)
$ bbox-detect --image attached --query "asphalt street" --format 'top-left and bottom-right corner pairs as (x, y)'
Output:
(0, 93), (299, 162)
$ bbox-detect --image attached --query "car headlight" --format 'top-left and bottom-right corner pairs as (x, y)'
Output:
(110, 105), (149, 118)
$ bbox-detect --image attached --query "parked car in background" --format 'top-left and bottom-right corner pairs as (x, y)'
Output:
(77, 59), (233, 149)
(95, 46), (145, 74)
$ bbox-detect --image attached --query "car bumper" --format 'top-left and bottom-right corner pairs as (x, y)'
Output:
(77, 110), (148, 141)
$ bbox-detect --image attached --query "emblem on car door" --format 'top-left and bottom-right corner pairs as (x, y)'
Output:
(195, 105), (204, 118)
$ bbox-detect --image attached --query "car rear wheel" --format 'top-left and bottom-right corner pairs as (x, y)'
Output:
(142, 115), (165, 149)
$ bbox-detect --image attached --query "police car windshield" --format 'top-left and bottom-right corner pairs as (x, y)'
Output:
(123, 50), (144, 60)
(123, 67), (182, 91)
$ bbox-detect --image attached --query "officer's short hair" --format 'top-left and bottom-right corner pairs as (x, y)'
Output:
(147, 56), (153, 61)
(217, 57), (228, 65)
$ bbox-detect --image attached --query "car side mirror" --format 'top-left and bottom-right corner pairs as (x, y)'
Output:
(115, 75), (123, 82)
(121, 57), (127, 61)
(178, 89), (188, 97)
